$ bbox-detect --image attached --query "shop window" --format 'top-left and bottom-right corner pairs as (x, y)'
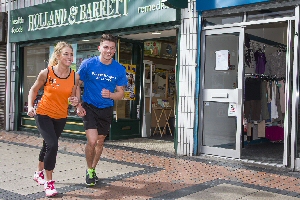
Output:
(76, 42), (99, 70)
(119, 41), (132, 65)
(117, 42), (134, 119)
(23, 44), (50, 113)
(203, 13), (244, 27)
(246, 7), (294, 22)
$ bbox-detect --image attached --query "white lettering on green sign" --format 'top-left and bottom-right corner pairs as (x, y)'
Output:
(11, 17), (25, 33)
(12, 17), (25, 25)
(26, 0), (128, 32)
(137, 0), (169, 13)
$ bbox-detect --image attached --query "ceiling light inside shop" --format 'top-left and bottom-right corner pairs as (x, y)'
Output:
(152, 31), (161, 35)
(82, 39), (90, 41)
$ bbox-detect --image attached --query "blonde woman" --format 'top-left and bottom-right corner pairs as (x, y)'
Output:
(27, 41), (79, 197)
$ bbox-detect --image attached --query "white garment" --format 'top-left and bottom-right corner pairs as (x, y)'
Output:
(270, 81), (279, 119)
(267, 81), (271, 103)
(278, 80), (285, 113)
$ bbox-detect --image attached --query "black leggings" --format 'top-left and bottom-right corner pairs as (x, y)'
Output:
(35, 114), (67, 171)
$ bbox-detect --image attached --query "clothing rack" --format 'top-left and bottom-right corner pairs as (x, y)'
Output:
(246, 33), (287, 51)
(245, 73), (285, 81)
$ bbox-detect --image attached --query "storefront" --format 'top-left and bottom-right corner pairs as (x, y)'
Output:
(0, 12), (7, 130)
(196, 0), (300, 169)
(10, 0), (181, 140)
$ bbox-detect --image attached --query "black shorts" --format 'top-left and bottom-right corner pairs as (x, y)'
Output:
(82, 102), (113, 135)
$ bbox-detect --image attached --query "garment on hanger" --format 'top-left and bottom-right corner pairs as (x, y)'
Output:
(252, 123), (259, 140)
(265, 51), (286, 77)
(247, 122), (252, 137)
(266, 80), (271, 103)
(261, 80), (269, 120)
(278, 80), (285, 113)
(244, 77), (262, 120)
(254, 50), (267, 74)
(244, 48), (256, 74)
(258, 120), (266, 138)
(270, 81), (279, 120)
(245, 77), (261, 101)
(275, 82), (283, 121)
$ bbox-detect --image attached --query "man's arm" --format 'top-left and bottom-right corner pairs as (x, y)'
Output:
(103, 85), (125, 100)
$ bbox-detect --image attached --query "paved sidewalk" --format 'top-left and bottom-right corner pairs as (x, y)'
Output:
(1, 130), (300, 199)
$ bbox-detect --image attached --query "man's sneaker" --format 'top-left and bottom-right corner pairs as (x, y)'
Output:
(86, 169), (96, 186)
(92, 169), (98, 182)
(33, 171), (45, 185)
(44, 180), (58, 197)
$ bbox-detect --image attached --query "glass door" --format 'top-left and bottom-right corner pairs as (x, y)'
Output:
(142, 60), (153, 137)
(200, 27), (244, 158)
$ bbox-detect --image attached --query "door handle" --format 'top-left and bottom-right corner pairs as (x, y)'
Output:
(211, 93), (228, 98)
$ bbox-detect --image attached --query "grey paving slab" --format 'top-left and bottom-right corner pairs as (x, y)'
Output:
(177, 184), (300, 200)
(106, 138), (175, 154)
(0, 141), (143, 196)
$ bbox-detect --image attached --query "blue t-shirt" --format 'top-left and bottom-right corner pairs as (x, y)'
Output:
(78, 56), (128, 108)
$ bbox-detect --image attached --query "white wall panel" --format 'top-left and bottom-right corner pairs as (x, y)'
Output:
(190, 34), (197, 50)
(177, 0), (198, 156)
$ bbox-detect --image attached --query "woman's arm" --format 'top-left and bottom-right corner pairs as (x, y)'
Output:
(27, 69), (48, 117)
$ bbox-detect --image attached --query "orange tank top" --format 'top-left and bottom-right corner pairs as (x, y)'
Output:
(36, 66), (75, 119)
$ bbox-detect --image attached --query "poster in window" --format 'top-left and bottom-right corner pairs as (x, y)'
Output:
(215, 50), (229, 70)
(160, 43), (176, 60)
(228, 103), (237, 116)
(144, 41), (161, 57)
(122, 64), (136, 100)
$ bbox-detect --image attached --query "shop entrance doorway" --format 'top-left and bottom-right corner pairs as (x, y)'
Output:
(200, 18), (296, 166)
(241, 21), (294, 166)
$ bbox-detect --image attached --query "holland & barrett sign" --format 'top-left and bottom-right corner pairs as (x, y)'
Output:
(10, 0), (179, 42)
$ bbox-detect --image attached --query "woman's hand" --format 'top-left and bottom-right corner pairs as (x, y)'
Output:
(27, 107), (36, 117)
(68, 96), (79, 106)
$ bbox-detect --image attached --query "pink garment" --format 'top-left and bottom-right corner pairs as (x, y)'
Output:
(265, 126), (284, 141)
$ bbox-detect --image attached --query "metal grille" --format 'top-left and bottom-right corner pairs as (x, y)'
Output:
(0, 0), (56, 12)
(0, 44), (6, 129)
(177, 0), (198, 156)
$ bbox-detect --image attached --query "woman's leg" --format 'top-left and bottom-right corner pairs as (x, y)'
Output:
(35, 115), (65, 181)
(37, 140), (46, 171)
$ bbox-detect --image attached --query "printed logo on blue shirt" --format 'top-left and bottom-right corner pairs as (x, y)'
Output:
(91, 72), (116, 82)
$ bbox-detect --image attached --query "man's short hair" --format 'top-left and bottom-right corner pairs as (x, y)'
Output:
(100, 34), (117, 44)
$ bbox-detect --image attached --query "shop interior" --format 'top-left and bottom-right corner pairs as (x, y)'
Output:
(118, 29), (177, 140)
(241, 22), (290, 165)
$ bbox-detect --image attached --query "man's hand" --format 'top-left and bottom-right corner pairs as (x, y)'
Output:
(102, 88), (111, 99)
(76, 104), (86, 117)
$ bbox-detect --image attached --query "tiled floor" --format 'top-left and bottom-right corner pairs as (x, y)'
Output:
(1, 130), (300, 199)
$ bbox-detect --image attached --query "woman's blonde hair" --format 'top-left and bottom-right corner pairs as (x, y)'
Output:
(48, 41), (73, 66)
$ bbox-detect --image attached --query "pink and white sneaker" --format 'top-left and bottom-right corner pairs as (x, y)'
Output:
(33, 171), (45, 185)
(44, 180), (58, 197)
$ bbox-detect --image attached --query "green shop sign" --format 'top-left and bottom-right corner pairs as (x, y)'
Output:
(10, 0), (179, 43)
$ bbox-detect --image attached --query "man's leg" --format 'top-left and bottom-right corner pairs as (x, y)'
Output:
(85, 129), (99, 169)
(92, 135), (106, 168)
